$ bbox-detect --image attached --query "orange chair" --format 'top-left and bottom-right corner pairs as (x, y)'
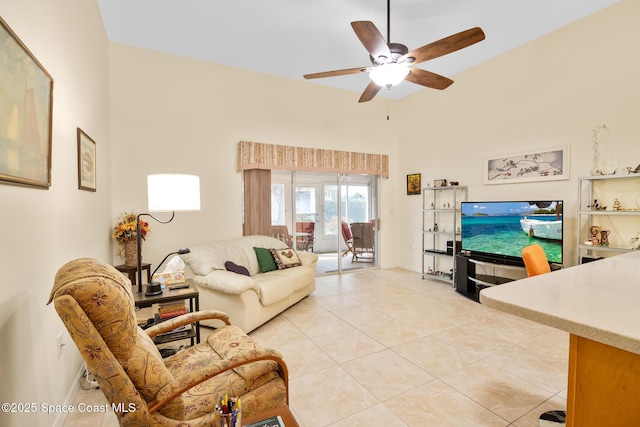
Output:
(521, 244), (565, 426)
(522, 244), (551, 277)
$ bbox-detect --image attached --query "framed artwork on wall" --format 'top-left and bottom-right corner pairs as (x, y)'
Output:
(484, 145), (570, 185)
(77, 128), (96, 191)
(0, 17), (54, 189)
(407, 173), (421, 195)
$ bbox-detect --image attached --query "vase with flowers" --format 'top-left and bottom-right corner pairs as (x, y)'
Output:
(112, 212), (151, 266)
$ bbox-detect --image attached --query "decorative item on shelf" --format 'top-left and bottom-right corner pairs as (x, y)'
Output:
(613, 198), (623, 211)
(590, 225), (601, 246)
(588, 199), (607, 211)
(113, 212), (151, 267)
(433, 179), (447, 187)
(589, 124), (608, 176)
(600, 230), (610, 247)
(433, 223), (438, 232)
(449, 181), (459, 186)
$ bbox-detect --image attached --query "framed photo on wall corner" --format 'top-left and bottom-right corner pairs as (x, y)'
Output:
(0, 17), (54, 189)
(77, 128), (96, 191)
(407, 173), (421, 195)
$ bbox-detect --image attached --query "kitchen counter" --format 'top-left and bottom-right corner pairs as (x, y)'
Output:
(480, 251), (640, 427)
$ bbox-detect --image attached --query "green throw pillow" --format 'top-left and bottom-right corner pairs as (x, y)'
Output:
(254, 247), (277, 273)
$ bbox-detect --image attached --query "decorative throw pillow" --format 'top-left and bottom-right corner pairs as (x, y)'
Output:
(253, 247), (278, 273)
(224, 261), (250, 276)
(270, 248), (302, 269)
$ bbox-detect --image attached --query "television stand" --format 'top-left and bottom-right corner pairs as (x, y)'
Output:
(455, 254), (527, 302)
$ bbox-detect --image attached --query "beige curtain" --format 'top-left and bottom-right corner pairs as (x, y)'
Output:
(238, 141), (389, 178)
(243, 169), (271, 237)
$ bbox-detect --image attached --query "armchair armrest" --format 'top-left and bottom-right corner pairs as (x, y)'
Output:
(148, 347), (289, 414)
(144, 310), (230, 339)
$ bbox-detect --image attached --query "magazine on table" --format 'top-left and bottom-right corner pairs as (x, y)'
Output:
(244, 414), (284, 427)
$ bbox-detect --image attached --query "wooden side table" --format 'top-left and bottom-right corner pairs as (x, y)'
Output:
(133, 280), (200, 346)
(115, 263), (151, 287)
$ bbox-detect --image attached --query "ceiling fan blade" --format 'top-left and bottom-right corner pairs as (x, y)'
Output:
(303, 66), (369, 79)
(358, 81), (381, 103)
(405, 68), (454, 90)
(351, 21), (392, 62)
(400, 27), (485, 65)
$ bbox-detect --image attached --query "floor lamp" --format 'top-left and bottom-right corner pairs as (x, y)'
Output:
(136, 174), (201, 293)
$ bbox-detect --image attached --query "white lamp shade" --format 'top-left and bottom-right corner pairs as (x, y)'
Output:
(369, 64), (410, 87)
(147, 174), (201, 212)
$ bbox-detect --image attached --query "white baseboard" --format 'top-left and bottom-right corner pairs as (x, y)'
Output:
(52, 363), (85, 427)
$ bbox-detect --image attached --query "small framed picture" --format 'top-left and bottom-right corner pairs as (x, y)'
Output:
(77, 128), (96, 191)
(434, 179), (447, 187)
(407, 173), (421, 195)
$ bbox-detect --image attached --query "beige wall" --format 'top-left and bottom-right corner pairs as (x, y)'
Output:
(1, 0), (638, 425)
(0, 0), (111, 426)
(108, 44), (400, 272)
(396, 0), (640, 271)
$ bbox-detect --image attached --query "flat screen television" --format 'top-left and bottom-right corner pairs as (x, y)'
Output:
(461, 200), (563, 266)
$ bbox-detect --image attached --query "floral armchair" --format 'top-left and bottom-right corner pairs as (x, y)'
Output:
(47, 258), (288, 426)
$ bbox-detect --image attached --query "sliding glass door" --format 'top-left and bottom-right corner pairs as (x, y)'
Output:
(271, 171), (378, 275)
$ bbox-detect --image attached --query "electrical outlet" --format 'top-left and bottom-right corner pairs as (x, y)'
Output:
(57, 333), (65, 358)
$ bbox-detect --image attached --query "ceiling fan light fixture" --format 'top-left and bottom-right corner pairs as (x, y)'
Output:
(369, 63), (409, 88)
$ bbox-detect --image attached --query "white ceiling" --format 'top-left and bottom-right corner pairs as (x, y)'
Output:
(97, 0), (620, 101)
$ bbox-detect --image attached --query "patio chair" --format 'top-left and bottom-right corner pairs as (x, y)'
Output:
(295, 222), (315, 252)
(350, 222), (375, 262)
(271, 225), (293, 247)
(340, 222), (356, 258)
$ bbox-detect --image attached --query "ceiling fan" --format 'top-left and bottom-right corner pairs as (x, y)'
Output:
(303, 0), (485, 102)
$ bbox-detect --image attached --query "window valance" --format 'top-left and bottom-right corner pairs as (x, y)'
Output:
(238, 141), (389, 178)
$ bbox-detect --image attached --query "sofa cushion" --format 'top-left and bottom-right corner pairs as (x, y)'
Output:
(224, 261), (250, 276)
(196, 270), (260, 297)
(254, 247), (278, 273)
(182, 235), (288, 276)
(253, 273), (295, 305)
(270, 248), (302, 269)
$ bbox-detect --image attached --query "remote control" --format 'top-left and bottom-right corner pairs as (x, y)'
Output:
(169, 284), (189, 290)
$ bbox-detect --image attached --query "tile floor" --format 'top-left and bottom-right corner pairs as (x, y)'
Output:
(64, 268), (569, 427)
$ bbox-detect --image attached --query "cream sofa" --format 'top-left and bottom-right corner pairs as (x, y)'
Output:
(181, 235), (318, 332)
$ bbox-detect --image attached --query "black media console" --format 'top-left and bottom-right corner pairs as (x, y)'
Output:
(455, 254), (526, 302)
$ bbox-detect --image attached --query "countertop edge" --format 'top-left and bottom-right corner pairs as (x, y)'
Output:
(480, 290), (640, 356)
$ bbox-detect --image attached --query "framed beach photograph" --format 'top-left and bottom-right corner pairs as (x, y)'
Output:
(484, 145), (570, 185)
(407, 173), (421, 195)
(0, 17), (54, 189)
(77, 128), (96, 191)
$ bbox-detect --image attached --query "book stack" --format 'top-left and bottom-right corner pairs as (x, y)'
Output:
(158, 301), (188, 319)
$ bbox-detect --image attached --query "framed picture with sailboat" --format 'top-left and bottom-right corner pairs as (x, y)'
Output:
(0, 17), (54, 189)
